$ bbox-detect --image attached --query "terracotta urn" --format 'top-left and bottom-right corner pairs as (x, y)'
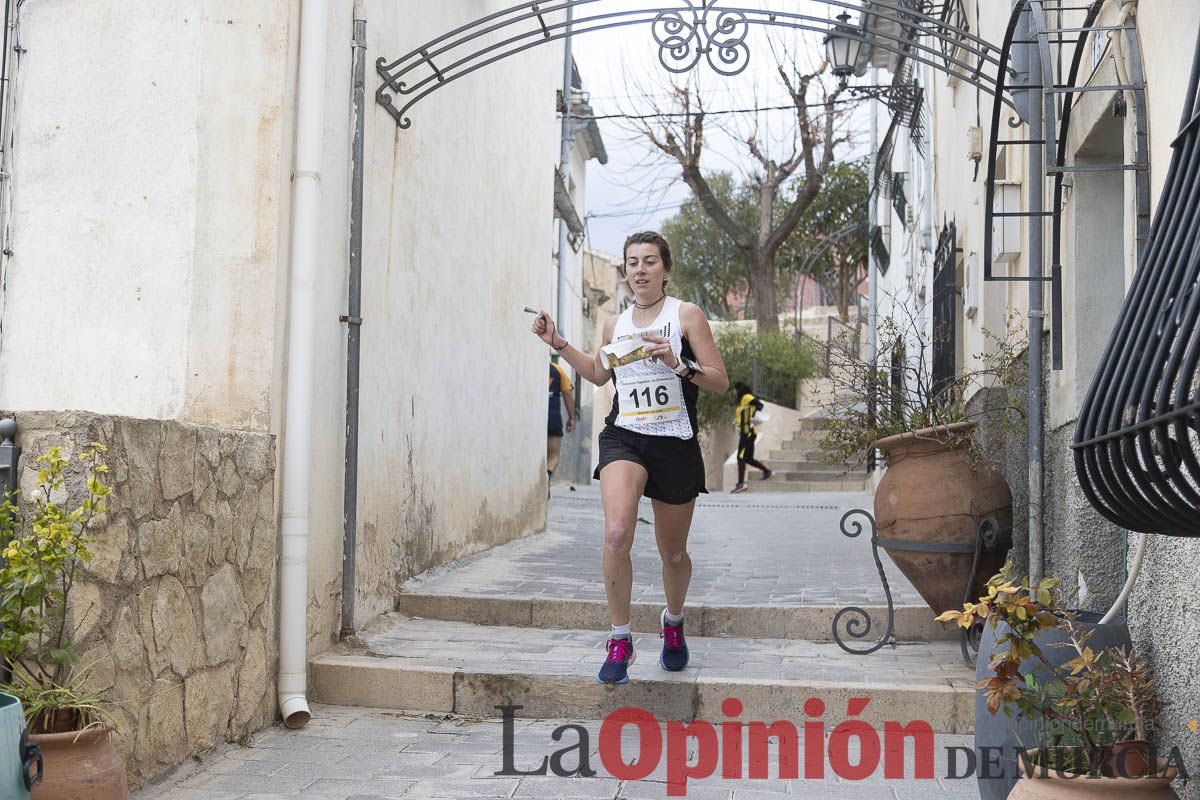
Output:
(873, 421), (1013, 615)
(29, 724), (127, 800)
(1008, 751), (1180, 799)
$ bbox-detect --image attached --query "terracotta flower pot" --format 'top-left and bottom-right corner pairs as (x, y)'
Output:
(873, 421), (1012, 615)
(973, 612), (1133, 800)
(1101, 740), (1153, 778)
(1008, 750), (1179, 799)
(29, 724), (127, 800)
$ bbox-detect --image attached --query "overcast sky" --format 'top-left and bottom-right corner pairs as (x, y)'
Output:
(570, 2), (872, 256)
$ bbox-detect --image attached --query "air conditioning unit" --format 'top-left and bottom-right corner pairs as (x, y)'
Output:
(992, 180), (1022, 263)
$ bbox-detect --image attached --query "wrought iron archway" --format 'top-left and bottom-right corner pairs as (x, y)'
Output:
(983, 0), (1149, 371)
(374, 1), (1021, 130)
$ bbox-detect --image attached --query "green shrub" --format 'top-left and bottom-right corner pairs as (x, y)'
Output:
(697, 325), (816, 431)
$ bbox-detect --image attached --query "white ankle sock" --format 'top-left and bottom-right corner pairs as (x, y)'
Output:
(664, 609), (684, 626)
(610, 623), (631, 638)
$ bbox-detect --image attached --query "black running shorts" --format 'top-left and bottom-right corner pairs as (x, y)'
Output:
(593, 425), (707, 505)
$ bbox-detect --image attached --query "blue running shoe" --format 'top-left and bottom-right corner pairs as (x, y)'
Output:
(597, 636), (635, 684)
(659, 610), (689, 671)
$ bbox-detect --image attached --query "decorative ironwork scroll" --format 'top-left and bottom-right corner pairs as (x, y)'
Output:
(831, 510), (896, 655)
(1072, 27), (1200, 536)
(651, 1), (750, 77)
(832, 509), (1012, 665)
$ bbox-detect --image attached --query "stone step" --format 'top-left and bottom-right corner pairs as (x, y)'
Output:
(781, 429), (827, 445)
(758, 458), (856, 474)
(766, 469), (870, 483)
(310, 616), (975, 733)
(736, 479), (870, 492)
(791, 417), (830, 433)
(769, 447), (840, 462)
(396, 593), (954, 643)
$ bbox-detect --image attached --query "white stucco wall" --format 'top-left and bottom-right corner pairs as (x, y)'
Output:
(285, 1), (563, 646)
(0, 1), (290, 431)
(0, 0), (567, 656)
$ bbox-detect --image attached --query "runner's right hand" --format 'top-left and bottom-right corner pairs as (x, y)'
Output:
(531, 309), (559, 346)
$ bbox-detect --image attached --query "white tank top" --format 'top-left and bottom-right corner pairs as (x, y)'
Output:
(610, 297), (695, 440)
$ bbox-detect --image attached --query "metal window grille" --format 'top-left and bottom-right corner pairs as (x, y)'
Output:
(931, 221), (959, 397)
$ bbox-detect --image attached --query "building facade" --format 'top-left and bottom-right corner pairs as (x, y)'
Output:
(867, 1), (1200, 789)
(550, 67), (608, 487)
(0, 0), (574, 784)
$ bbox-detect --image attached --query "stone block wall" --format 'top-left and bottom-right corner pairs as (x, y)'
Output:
(8, 411), (277, 786)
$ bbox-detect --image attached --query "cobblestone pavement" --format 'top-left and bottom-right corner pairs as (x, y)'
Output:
(404, 486), (923, 607)
(137, 704), (981, 799)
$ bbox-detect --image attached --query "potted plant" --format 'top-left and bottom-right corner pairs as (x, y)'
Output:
(939, 568), (1177, 799)
(0, 444), (128, 799)
(815, 307), (1026, 615)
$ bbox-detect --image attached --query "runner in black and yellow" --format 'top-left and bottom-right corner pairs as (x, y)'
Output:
(547, 358), (576, 483)
(731, 381), (774, 494)
(530, 231), (729, 684)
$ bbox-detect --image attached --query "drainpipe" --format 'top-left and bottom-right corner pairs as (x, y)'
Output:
(866, 68), (879, 476)
(340, 0), (366, 640)
(555, 4), (574, 332)
(1097, 0), (1140, 617)
(1026, 68), (1046, 586)
(867, 67), (879, 370)
(278, 0), (330, 730)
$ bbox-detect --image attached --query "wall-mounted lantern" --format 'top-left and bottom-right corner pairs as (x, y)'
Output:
(825, 11), (865, 87)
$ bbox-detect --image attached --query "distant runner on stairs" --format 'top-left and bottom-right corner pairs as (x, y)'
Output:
(731, 381), (775, 494)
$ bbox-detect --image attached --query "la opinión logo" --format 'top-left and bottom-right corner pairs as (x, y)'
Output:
(494, 699), (1193, 797)
(495, 697), (938, 796)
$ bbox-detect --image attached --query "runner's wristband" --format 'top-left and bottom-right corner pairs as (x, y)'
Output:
(673, 356), (704, 377)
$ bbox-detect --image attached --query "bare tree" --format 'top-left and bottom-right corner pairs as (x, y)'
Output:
(628, 61), (850, 335)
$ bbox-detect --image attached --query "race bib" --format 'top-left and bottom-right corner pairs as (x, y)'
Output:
(618, 373), (683, 424)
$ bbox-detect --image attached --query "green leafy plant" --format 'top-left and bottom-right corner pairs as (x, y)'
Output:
(696, 323), (816, 431)
(0, 443), (114, 732)
(938, 564), (1165, 774)
(814, 302), (1026, 468)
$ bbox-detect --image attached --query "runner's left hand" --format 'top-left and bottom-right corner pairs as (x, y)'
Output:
(642, 335), (678, 369)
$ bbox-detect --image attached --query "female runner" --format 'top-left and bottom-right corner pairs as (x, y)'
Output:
(531, 231), (728, 683)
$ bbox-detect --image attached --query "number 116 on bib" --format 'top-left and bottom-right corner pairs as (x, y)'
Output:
(619, 375), (683, 424)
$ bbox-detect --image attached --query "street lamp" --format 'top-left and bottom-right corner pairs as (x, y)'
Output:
(824, 11), (865, 87)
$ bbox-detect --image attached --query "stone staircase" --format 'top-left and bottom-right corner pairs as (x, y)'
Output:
(307, 489), (974, 735)
(310, 614), (972, 730)
(741, 417), (870, 493)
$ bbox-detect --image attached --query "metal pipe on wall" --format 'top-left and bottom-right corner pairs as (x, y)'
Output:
(555, 5), (574, 334)
(341, 0), (367, 639)
(0, 417), (18, 686)
(866, 67), (879, 475)
(1027, 67), (1046, 586)
(867, 67), (879, 371)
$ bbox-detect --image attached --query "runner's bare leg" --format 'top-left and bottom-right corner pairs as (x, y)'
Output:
(651, 498), (696, 617)
(598, 460), (649, 627)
